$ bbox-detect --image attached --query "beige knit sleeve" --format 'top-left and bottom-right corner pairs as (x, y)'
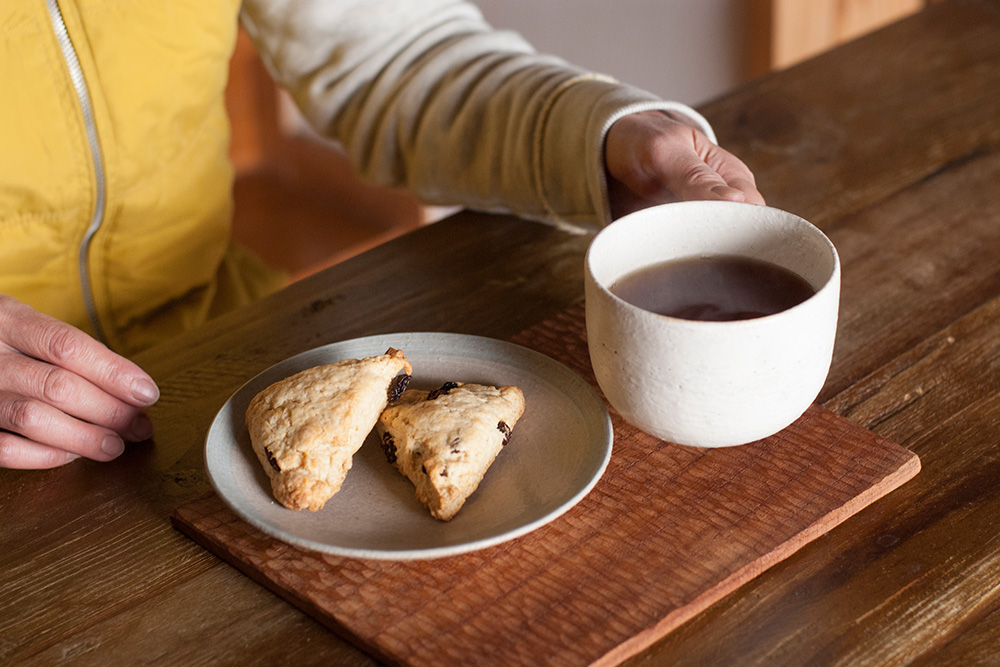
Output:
(240, 0), (715, 227)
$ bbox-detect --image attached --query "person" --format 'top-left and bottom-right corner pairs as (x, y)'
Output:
(0, 0), (763, 470)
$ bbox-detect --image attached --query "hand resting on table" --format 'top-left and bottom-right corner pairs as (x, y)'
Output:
(0, 295), (159, 469)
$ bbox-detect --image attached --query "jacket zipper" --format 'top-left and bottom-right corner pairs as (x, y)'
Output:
(44, 0), (109, 344)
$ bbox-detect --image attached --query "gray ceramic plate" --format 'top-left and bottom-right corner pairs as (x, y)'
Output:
(204, 332), (613, 560)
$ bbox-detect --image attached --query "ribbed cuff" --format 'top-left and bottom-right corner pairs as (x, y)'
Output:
(535, 76), (716, 229)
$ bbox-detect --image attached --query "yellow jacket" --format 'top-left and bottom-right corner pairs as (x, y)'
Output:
(1, 0), (285, 355)
(2, 0), (713, 356)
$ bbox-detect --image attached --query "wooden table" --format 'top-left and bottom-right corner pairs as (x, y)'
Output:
(3, 1), (999, 663)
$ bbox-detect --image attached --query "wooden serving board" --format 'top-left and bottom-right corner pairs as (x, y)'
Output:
(171, 302), (920, 667)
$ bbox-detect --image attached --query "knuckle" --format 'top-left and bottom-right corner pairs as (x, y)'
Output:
(42, 324), (82, 366)
(100, 363), (133, 396)
(40, 367), (74, 404)
(681, 164), (724, 192)
(6, 397), (43, 431)
(101, 400), (130, 431)
(681, 162), (714, 183)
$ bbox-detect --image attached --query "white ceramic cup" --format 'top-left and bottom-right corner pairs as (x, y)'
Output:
(585, 200), (840, 447)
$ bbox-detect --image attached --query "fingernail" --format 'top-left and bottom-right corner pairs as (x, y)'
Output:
(129, 413), (154, 441)
(102, 434), (125, 458)
(131, 378), (160, 405)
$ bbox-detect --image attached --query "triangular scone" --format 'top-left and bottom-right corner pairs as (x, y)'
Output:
(376, 382), (526, 521)
(246, 348), (412, 511)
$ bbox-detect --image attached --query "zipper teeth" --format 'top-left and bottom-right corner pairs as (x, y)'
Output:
(45, 0), (109, 345)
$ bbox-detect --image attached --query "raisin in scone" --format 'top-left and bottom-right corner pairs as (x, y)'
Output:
(246, 348), (412, 511)
(376, 382), (525, 521)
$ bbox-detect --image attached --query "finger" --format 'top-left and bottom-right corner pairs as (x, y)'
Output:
(710, 184), (749, 202)
(664, 159), (764, 206)
(0, 391), (125, 462)
(0, 296), (159, 407)
(669, 155), (738, 203)
(727, 176), (766, 205)
(0, 430), (80, 470)
(678, 159), (765, 206)
(701, 145), (766, 205)
(0, 352), (154, 442)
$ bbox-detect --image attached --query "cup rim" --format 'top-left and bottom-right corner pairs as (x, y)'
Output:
(585, 201), (841, 327)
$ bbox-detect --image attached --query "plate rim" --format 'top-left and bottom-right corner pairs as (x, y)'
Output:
(204, 331), (613, 560)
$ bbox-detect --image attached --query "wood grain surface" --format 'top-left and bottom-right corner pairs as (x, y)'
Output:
(171, 304), (919, 667)
(3, 2), (999, 665)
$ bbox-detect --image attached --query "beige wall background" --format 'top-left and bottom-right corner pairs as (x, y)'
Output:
(473, 0), (928, 107)
(473, 0), (750, 107)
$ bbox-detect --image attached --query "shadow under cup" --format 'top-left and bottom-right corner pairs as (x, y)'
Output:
(585, 201), (841, 447)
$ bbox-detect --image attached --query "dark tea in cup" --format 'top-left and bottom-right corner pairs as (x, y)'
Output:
(610, 254), (815, 322)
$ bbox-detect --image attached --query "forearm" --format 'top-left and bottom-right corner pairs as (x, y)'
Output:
(240, 0), (714, 226)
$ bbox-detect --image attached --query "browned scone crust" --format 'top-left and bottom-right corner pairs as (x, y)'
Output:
(376, 382), (525, 521)
(246, 348), (412, 511)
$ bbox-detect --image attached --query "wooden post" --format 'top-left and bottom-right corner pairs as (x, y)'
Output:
(748, 0), (927, 77)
